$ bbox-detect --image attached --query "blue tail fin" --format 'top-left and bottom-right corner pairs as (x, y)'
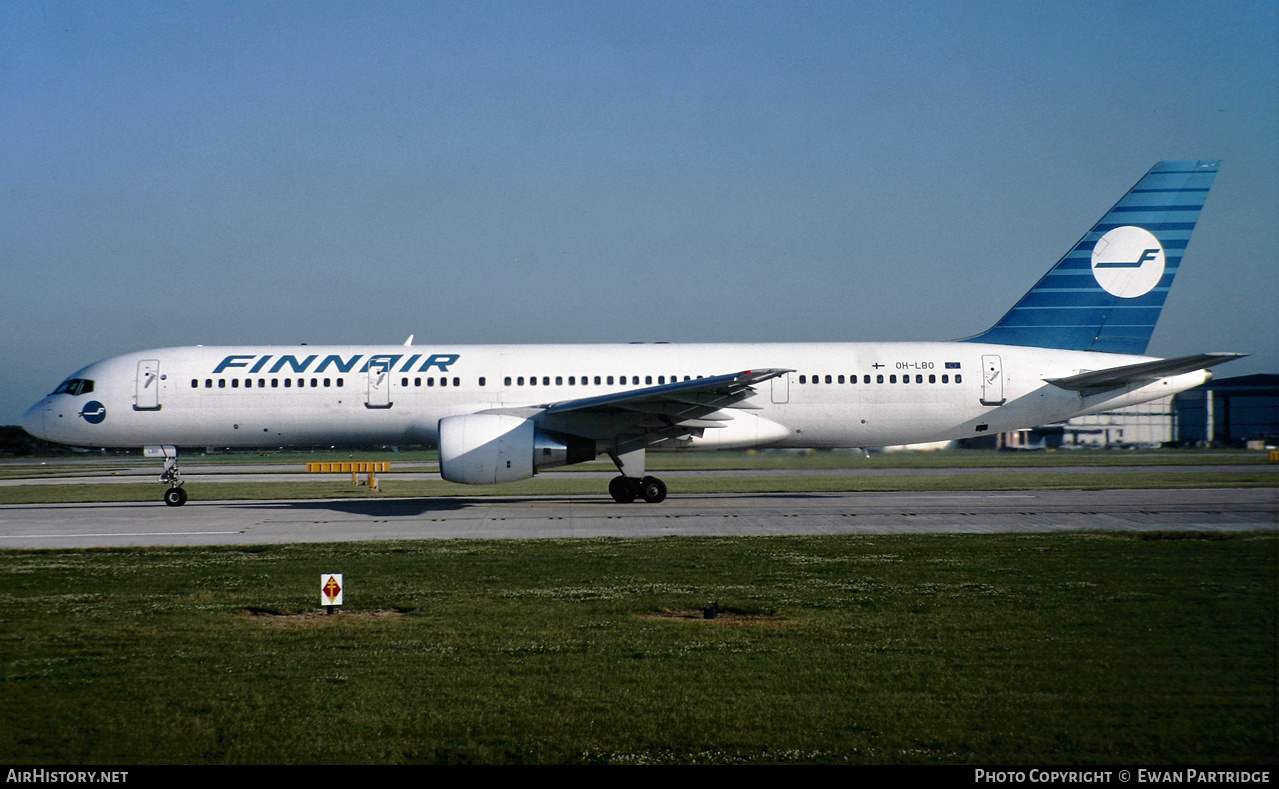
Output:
(962, 160), (1220, 355)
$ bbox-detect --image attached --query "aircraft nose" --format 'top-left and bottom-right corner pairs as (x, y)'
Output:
(21, 400), (46, 441)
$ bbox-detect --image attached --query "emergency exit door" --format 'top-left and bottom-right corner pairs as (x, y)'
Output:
(771, 373), (790, 404)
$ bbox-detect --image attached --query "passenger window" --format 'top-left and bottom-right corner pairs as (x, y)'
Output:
(441, 377), (448, 387)
(890, 375), (897, 383)
(942, 374), (949, 383)
(594, 376), (601, 385)
(607, 376), (614, 385)
(542, 377), (549, 386)
(825, 375), (832, 384)
(799, 375), (807, 384)
(337, 379), (344, 388)
(283, 379), (290, 388)
(191, 379), (198, 388)
(658, 376), (665, 384)
(231, 379), (239, 388)
(518, 377), (524, 386)
(324, 378), (331, 387)
(646, 376), (652, 385)
(929, 374), (936, 383)
(876, 375), (883, 384)
(205, 379), (213, 388)
(568, 376), (575, 385)
(529, 377), (536, 386)
(956, 374), (963, 384)
(505, 377), (512, 386)
(454, 378), (460, 387)
(863, 375), (871, 384)
(401, 378), (408, 387)
(838, 375), (845, 384)
(271, 379), (278, 388)
(311, 378), (318, 388)
(479, 377), (486, 387)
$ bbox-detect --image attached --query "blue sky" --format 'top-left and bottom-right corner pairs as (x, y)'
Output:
(2, 1), (1276, 424)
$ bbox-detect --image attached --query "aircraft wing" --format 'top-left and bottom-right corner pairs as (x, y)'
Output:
(1044, 352), (1246, 393)
(490, 368), (791, 441)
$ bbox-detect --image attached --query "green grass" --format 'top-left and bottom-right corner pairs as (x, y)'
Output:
(0, 533), (1272, 764)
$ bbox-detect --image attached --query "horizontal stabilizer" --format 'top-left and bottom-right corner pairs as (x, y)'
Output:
(1044, 352), (1246, 392)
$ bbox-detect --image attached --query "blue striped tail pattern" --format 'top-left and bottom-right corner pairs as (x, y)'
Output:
(963, 160), (1219, 355)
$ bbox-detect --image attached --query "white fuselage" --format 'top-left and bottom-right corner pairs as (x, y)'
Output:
(23, 341), (1210, 452)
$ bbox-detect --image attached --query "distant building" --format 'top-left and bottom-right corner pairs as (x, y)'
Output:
(1058, 396), (1176, 448)
(967, 373), (1278, 450)
(1173, 374), (1279, 446)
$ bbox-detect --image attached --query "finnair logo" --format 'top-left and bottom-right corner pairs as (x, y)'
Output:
(1095, 248), (1160, 269)
(1091, 226), (1166, 298)
(79, 401), (107, 424)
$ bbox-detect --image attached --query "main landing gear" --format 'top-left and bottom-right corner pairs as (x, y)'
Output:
(609, 475), (668, 504)
(606, 441), (667, 503)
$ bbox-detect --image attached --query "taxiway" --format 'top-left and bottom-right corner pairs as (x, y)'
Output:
(0, 487), (1272, 549)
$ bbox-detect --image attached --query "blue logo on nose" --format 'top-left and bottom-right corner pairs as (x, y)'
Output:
(80, 401), (107, 424)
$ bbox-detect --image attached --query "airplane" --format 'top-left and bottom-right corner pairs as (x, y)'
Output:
(21, 160), (1245, 506)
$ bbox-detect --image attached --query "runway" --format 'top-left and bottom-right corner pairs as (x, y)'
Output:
(0, 487), (1273, 549)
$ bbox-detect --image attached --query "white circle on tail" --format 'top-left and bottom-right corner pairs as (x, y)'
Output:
(1091, 226), (1166, 298)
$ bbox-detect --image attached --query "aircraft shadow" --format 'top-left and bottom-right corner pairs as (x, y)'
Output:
(222, 490), (855, 517)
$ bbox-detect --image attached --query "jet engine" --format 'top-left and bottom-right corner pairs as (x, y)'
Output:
(438, 414), (594, 484)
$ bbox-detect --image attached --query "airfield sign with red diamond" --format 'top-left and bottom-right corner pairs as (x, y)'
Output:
(321, 574), (344, 607)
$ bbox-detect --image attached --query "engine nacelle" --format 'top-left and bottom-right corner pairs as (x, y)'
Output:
(439, 414), (595, 485)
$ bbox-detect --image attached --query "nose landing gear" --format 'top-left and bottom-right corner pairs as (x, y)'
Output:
(146, 445), (188, 507)
(163, 485), (188, 507)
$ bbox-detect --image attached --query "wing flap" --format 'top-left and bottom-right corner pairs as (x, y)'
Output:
(542, 369), (790, 416)
(530, 368), (791, 440)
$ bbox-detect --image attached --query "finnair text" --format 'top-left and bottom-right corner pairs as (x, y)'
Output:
(212, 353), (460, 375)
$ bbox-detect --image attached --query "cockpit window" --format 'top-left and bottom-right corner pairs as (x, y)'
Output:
(51, 378), (94, 396)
